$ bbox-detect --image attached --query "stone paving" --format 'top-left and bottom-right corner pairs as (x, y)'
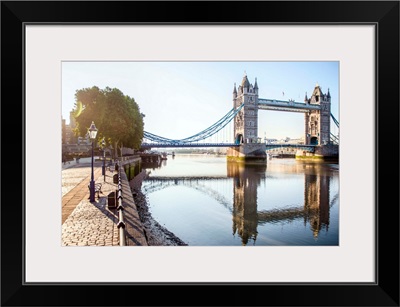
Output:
(61, 158), (147, 246)
(62, 164), (94, 197)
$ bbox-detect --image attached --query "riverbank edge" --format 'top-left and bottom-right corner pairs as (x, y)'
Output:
(295, 155), (339, 162)
(124, 162), (188, 246)
(131, 185), (188, 246)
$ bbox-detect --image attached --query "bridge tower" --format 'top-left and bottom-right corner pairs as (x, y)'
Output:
(304, 84), (331, 145)
(227, 73), (267, 162)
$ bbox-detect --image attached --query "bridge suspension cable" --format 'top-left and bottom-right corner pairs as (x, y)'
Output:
(330, 113), (339, 128)
(330, 132), (339, 145)
(330, 113), (339, 145)
(143, 103), (244, 144)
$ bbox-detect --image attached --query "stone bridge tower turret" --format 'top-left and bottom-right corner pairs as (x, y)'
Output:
(227, 73), (266, 162)
(304, 83), (331, 145)
(233, 73), (259, 144)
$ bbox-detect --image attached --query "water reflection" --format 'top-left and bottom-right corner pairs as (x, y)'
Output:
(227, 161), (333, 245)
(227, 162), (265, 245)
(303, 164), (331, 239)
(140, 155), (338, 246)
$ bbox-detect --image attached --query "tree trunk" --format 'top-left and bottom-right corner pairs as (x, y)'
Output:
(114, 140), (119, 159)
(119, 143), (123, 158)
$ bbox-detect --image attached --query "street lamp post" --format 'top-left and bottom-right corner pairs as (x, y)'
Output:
(101, 138), (106, 182)
(89, 121), (98, 202)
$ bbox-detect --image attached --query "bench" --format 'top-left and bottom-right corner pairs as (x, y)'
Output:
(88, 182), (103, 199)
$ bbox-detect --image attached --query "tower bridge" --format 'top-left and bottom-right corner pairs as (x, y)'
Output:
(142, 73), (339, 161)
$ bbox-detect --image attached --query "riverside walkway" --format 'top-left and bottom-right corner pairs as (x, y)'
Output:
(61, 157), (148, 246)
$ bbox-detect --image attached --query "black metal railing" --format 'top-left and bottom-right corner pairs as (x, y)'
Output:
(115, 163), (126, 246)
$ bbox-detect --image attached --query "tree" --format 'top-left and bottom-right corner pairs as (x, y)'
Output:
(72, 86), (144, 158)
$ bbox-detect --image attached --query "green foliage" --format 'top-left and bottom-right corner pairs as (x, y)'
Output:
(72, 86), (144, 154)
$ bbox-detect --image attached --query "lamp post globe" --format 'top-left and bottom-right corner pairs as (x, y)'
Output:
(89, 121), (98, 202)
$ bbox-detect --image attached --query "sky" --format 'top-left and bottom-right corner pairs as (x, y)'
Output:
(62, 61), (339, 141)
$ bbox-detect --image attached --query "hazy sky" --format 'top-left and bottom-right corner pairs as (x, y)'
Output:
(62, 61), (339, 140)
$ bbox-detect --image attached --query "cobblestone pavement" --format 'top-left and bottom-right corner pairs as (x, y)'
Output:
(61, 160), (121, 246)
(62, 165), (93, 197)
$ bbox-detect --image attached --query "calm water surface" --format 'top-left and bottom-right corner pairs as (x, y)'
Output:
(140, 154), (339, 246)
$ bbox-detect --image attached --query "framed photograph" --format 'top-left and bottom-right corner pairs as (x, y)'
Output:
(2, 1), (399, 306)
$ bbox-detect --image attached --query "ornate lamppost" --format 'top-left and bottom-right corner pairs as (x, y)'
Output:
(101, 138), (106, 182)
(88, 121), (98, 202)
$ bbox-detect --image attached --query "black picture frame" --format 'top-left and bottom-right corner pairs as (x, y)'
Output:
(1, 1), (399, 306)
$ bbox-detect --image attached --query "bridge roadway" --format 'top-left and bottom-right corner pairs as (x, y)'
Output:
(141, 142), (317, 151)
(141, 142), (239, 148)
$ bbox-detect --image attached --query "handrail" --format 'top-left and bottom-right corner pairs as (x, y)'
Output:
(115, 162), (126, 246)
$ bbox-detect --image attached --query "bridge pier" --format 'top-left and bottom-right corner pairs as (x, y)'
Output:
(295, 144), (339, 161)
(227, 143), (267, 163)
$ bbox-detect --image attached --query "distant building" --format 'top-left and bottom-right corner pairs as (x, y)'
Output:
(62, 118), (74, 144)
(69, 111), (76, 129)
(62, 111), (79, 144)
(62, 118), (67, 144)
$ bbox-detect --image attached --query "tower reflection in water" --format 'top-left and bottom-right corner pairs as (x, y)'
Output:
(140, 155), (338, 246)
(227, 161), (331, 246)
(227, 162), (265, 245)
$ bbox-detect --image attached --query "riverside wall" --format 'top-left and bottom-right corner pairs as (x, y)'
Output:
(117, 156), (148, 246)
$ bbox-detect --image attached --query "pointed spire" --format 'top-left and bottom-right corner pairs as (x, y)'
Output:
(327, 88), (331, 98)
(233, 83), (237, 94)
(254, 77), (258, 89)
(312, 83), (322, 97)
(304, 92), (308, 101)
(241, 73), (250, 89)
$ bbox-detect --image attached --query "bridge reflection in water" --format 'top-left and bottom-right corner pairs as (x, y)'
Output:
(140, 157), (338, 246)
(227, 162), (333, 245)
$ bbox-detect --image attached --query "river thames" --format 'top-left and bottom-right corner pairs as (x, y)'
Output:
(139, 154), (339, 246)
